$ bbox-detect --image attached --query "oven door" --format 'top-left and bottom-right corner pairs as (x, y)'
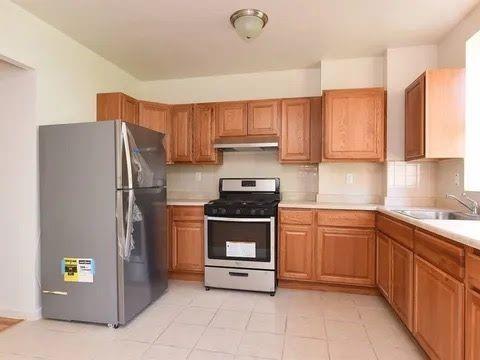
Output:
(205, 216), (275, 270)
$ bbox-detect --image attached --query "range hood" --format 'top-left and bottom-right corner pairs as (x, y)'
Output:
(213, 136), (279, 152)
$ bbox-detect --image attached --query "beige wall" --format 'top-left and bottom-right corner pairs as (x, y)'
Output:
(0, 0), (139, 318)
(321, 57), (384, 89)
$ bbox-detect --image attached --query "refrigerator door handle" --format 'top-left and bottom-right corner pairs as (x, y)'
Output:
(121, 122), (133, 189)
(117, 189), (135, 260)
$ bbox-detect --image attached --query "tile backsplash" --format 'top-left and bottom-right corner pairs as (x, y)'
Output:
(166, 151), (318, 201)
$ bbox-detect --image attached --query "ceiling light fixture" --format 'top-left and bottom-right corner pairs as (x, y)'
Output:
(230, 9), (268, 40)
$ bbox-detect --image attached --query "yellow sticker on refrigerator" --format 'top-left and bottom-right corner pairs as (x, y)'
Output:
(63, 258), (94, 283)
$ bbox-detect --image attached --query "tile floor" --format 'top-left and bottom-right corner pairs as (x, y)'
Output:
(0, 281), (426, 360)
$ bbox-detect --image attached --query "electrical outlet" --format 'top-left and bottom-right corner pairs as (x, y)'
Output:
(345, 173), (354, 185)
(195, 172), (202, 182)
(454, 172), (460, 187)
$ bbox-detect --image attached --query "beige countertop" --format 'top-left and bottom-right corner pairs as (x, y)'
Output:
(378, 207), (480, 250)
(167, 199), (480, 250)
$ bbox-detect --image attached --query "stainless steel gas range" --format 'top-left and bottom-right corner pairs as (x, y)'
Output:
(203, 178), (280, 295)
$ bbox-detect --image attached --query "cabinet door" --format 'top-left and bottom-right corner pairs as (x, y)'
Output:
(414, 256), (464, 360)
(279, 224), (313, 280)
(171, 105), (193, 162)
(139, 102), (172, 164)
(193, 104), (220, 164)
(391, 240), (414, 330)
(466, 289), (480, 360)
(376, 231), (391, 299)
(316, 227), (375, 286)
(280, 98), (311, 162)
(405, 74), (425, 160)
(97, 92), (138, 124)
(323, 88), (384, 161)
(171, 220), (204, 273)
(247, 100), (280, 135)
(216, 101), (248, 137)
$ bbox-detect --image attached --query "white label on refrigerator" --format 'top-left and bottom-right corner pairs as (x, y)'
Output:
(226, 242), (256, 258)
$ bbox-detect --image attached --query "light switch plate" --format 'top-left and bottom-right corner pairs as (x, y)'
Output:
(195, 172), (202, 182)
(346, 173), (354, 185)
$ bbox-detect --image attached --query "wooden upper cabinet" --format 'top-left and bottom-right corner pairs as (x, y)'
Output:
(405, 74), (426, 160)
(405, 68), (465, 161)
(315, 227), (376, 286)
(376, 231), (391, 299)
(247, 100), (280, 136)
(279, 224), (314, 281)
(171, 105), (193, 162)
(193, 104), (221, 164)
(414, 256), (464, 360)
(97, 92), (139, 124)
(138, 101), (172, 164)
(391, 240), (414, 331)
(216, 101), (248, 137)
(280, 98), (311, 162)
(323, 88), (385, 162)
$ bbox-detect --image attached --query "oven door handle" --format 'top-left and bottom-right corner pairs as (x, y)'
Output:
(205, 216), (273, 223)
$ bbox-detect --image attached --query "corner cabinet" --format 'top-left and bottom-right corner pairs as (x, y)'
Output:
(97, 92), (139, 124)
(405, 68), (465, 161)
(322, 88), (385, 162)
(279, 97), (321, 163)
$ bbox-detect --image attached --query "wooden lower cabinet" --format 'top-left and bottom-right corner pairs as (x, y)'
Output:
(466, 288), (480, 360)
(279, 224), (313, 280)
(376, 231), (391, 298)
(414, 256), (464, 360)
(170, 206), (204, 273)
(315, 227), (375, 286)
(391, 240), (414, 330)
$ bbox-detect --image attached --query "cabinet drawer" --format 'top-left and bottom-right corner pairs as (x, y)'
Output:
(280, 209), (313, 225)
(467, 249), (480, 291)
(376, 214), (414, 249)
(317, 210), (375, 228)
(415, 229), (465, 280)
(172, 206), (204, 221)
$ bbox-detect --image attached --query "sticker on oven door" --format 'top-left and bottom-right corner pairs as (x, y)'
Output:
(226, 242), (256, 258)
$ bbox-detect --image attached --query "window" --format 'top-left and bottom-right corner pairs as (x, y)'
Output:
(465, 30), (480, 191)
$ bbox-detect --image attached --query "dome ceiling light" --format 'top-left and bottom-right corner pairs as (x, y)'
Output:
(230, 9), (269, 40)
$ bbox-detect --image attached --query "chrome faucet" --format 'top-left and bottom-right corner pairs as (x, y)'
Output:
(446, 192), (479, 215)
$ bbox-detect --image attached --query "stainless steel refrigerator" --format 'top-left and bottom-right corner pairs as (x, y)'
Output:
(39, 120), (167, 327)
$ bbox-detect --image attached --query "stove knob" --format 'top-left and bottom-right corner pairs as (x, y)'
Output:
(235, 209), (241, 215)
(211, 208), (218, 215)
(250, 209), (256, 215)
(259, 209), (265, 215)
(220, 208), (227, 215)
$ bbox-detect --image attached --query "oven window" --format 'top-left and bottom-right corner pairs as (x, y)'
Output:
(207, 220), (271, 262)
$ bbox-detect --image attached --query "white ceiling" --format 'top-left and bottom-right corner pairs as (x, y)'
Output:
(13, 0), (479, 80)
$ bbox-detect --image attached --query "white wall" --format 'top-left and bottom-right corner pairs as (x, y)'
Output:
(0, 0), (139, 319)
(436, 2), (480, 206)
(138, 68), (322, 104)
(0, 61), (37, 319)
(321, 57), (384, 89)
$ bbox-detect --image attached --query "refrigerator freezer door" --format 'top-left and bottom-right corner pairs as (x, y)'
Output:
(117, 187), (167, 324)
(39, 121), (118, 325)
(118, 122), (166, 190)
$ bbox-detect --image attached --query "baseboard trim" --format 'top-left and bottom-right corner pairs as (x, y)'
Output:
(0, 306), (42, 321)
(278, 279), (379, 295)
(168, 271), (204, 282)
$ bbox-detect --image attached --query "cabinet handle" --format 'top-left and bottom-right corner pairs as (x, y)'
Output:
(228, 272), (249, 277)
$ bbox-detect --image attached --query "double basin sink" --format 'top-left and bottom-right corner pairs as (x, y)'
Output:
(393, 210), (480, 221)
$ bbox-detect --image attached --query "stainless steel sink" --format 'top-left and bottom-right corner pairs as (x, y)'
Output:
(393, 210), (480, 221)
